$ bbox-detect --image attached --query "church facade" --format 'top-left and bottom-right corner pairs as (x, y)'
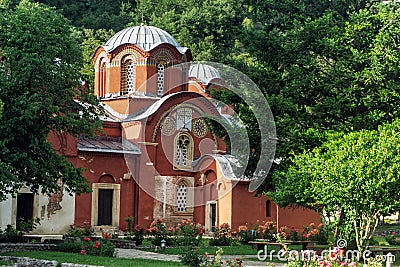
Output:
(0, 25), (320, 235)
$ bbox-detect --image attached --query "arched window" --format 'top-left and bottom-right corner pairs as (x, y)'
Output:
(266, 200), (271, 217)
(99, 60), (106, 97)
(157, 62), (165, 97)
(176, 183), (187, 212)
(121, 59), (136, 95)
(174, 133), (194, 169)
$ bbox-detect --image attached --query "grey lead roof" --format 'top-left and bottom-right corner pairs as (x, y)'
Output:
(103, 25), (188, 54)
(189, 63), (221, 85)
(78, 136), (141, 155)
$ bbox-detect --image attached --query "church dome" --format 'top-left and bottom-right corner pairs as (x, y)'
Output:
(189, 63), (221, 85)
(103, 25), (187, 54)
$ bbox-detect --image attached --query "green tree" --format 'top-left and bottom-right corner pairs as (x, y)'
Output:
(270, 120), (400, 251)
(80, 28), (115, 91)
(225, 1), (400, 191)
(0, 0), (101, 199)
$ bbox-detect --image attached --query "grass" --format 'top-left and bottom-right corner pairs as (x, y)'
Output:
(0, 251), (183, 267)
(0, 259), (13, 265)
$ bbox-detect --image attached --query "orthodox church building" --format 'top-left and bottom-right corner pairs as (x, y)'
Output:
(0, 25), (319, 235)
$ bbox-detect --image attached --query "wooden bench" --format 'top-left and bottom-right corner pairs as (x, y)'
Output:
(249, 240), (311, 251)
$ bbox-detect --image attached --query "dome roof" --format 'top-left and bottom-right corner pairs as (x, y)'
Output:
(103, 25), (187, 54)
(189, 63), (221, 85)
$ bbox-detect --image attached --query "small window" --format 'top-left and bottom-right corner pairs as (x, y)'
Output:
(174, 133), (194, 169)
(176, 108), (192, 130)
(99, 60), (106, 97)
(157, 63), (165, 97)
(266, 200), (271, 217)
(121, 59), (136, 95)
(176, 184), (187, 212)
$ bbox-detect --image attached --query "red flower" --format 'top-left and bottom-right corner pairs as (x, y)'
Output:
(84, 237), (91, 242)
(94, 241), (101, 248)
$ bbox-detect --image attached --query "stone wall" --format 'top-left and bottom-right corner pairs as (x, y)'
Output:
(0, 255), (106, 267)
(0, 243), (58, 253)
(0, 256), (57, 267)
(153, 176), (194, 226)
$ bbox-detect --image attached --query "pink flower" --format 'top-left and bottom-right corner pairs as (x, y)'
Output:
(80, 249), (86, 255)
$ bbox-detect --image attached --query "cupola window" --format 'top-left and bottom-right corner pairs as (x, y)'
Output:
(121, 59), (136, 95)
(99, 60), (106, 97)
(157, 62), (165, 97)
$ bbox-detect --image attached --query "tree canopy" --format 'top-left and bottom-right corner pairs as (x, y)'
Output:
(269, 119), (400, 251)
(0, 0), (101, 199)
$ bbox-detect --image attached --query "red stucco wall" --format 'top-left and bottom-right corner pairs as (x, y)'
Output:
(231, 182), (321, 231)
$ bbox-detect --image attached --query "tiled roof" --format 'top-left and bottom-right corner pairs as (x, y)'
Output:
(78, 136), (140, 155)
(103, 25), (187, 54)
(189, 63), (221, 85)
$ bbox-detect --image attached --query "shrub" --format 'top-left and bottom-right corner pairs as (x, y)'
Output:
(209, 223), (233, 246)
(81, 237), (115, 257)
(16, 217), (40, 232)
(0, 225), (23, 243)
(204, 247), (243, 267)
(384, 232), (400, 245)
(124, 216), (134, 237)
(148, 218), (173, 246)
(66, 223), (94, 238)
(302, 223), (329, 244)
(238, 221), (277, 243)
(288, 226), (301, 241)
(134, 225), (146, 246)
(57, 240), (82, 253)
(178, 246), (207, 267)
(238, 228), (255, 244)
(175, 219), (203, 247)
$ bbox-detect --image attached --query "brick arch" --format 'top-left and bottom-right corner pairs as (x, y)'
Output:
(110, 44), (149, 59)
(149, 45), (182, 63)
(114, 48), (142, 63)
(98, 174), (115, 183)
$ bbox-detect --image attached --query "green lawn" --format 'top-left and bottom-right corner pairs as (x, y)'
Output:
(0, 251), (183, 267)
(0, 259), (13, 265)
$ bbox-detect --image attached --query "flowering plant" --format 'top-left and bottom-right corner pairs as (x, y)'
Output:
(210, 223), (233, 246)
(148, 218), (173, 246)
(81, 237), (115, 257)
(175, 219), (203, 246)
(302, 223), (330, 244)
(202, 247), (243, 267)
(132, 225), (145, 246)
(384, 231), (400, 245)
(285, 246), (358, 267)
(66, 222), (94, 238)
(100, 228), (112, 240)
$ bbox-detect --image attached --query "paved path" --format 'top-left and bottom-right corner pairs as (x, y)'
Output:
(115, 248), (285, 267)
